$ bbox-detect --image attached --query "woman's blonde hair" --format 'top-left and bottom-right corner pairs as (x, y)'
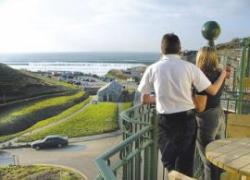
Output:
(196, 46), (219, 76)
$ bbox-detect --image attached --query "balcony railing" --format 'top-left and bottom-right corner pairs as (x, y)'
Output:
(95, 98), (250, 180)
(95, 104), (158, 180)
(95, 104), (204, 180)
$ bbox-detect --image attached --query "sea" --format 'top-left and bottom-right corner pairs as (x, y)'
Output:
(0, 52), (159, 76)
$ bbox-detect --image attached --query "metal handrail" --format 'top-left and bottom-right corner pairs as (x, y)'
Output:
(95, 104), (158, 180)
(95, 96), (250, 180)
(95, 126), (152, 180)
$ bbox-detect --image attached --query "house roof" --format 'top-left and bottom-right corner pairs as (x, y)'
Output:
(98, 81), (122, 92)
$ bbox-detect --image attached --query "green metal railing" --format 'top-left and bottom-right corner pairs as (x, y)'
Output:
(236, 38), (250, 113)
(95, 104), (158, 180)
(95, 104), (207, 180)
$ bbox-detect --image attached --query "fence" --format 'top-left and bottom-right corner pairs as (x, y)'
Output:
(95, 104), (158, 180)
(95, 104), (204, 180)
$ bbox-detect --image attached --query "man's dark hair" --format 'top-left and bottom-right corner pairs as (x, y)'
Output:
(161, 33), (181, 54)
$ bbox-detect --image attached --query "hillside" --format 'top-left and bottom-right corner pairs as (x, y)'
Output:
(0, 63), (74, 103)
(216, 37), (250, 50)
(105, 66), (146, 81)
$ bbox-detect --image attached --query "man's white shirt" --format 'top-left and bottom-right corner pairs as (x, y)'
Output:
(137, 54), (211, 114)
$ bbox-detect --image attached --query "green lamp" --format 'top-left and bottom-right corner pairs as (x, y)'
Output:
(202, 21), (221, 47)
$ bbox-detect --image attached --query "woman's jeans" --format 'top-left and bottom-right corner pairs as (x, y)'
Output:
(196, 106), (225, 180)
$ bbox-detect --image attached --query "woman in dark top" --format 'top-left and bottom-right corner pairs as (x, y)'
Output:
(194, 47), (225, 180)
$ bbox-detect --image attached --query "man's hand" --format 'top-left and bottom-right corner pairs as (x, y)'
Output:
(141, 94), (156, 104)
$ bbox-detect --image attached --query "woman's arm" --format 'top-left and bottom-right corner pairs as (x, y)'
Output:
(193, 94), (207, 112)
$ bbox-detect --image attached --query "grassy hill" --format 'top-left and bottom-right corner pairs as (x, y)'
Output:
(19, 102), (119, 142)
(0, 63), (75, 103)
(0, 165), (84, 180)
(106, 69), (129, 80)
(0, 91), (87, 135)
(0, 95), (91, 143)
(0, 63), (89, 136)
(17, 102), (132, 142)
(105, 66), (146, 81)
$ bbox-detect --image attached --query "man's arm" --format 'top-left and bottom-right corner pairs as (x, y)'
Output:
(205, 70), (228, 96)
(137, 66), (155, 104)
(141, 94), (155, 104)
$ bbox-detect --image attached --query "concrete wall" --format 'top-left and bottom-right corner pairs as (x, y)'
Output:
(216, 38), (250, 113)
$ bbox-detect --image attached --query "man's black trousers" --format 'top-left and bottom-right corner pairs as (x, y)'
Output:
(158, 110), (197, 177)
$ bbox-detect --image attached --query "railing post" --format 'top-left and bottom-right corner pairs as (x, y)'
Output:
(237, 38), (250, 113)
(150, 106), (158, 180)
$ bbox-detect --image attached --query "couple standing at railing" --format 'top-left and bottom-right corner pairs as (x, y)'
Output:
(137, 33), (230, 180)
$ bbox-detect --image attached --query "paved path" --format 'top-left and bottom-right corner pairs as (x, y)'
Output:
(69, 130), (121, 143)
(0, 101), (127, 179)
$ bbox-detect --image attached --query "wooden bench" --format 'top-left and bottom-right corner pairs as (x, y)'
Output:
(226, 114), (250, 138)
(206, 138), (250, 180)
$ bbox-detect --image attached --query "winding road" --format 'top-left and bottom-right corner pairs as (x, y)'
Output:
(4, 135), (122, 180)
(1, 102), (125, 179)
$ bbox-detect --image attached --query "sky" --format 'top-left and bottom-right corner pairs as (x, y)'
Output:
(0, 0), (249, 53)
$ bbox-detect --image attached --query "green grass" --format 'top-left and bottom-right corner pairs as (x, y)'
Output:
(19, 102), (118, 142)
(120, 102), (132, 111)
(105, 69), (128, 80)
(0, 133), (19, 143)
(22, 71), (77, 89)
(0, 165), (84, 180)
(0, 64), (78, 104)
(24, 96), (92, 131)
(0, 101), (124, 143)
(0, 91), (85, 125)
(0, 97), (91, 143)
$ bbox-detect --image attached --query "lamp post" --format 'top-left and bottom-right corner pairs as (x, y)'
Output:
(201, 21), (221, 48)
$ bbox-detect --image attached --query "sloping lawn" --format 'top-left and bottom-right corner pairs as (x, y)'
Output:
(0, 91), (85, 124)
(0, 97), (91, 143)
(0, 165), (84, 180)
(21, 70), (77, 89)
(20, 102), (118, 142)
(0, 91), (86, 135)
(25, 96), (92, 132)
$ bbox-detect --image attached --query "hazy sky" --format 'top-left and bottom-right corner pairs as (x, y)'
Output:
(0, 0), (249, 53)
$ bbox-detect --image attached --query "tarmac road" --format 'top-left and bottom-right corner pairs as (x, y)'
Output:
(4, 135), (122, 180)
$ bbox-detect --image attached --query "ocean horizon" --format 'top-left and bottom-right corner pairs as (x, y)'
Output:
(0, 52), (160, 76)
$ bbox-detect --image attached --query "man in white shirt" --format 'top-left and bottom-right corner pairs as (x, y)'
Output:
(137, 33), (228, 176)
